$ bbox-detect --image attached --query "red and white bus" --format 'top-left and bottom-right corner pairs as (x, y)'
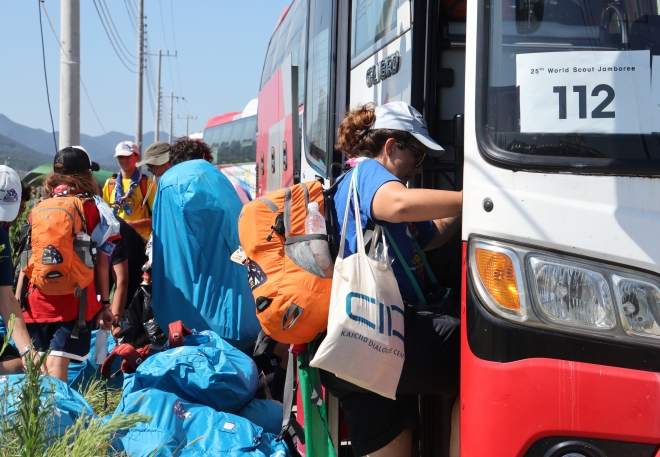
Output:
(203, 98), (258, 200)
(258, 0), (660, 456)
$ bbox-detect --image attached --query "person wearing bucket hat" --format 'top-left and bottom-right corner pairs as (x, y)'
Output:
(0, 166), (36, 374)
(102, 141), (156, 240)
(320, 102), (463, 457)
(136, 141), (172, 178)
(17, 153), (114, 381)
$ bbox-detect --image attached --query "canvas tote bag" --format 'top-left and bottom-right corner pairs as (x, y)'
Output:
(310, 171), (405, 399)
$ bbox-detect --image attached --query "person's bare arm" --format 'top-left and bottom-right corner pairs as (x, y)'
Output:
(0, 286), (31, 351)
(126, 218), (152, 229)
(111, 260), (129, 321)
(423, 217), (462, 251)
(372, 181), (462, 223)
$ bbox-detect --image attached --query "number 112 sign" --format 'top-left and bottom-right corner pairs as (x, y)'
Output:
(517, 50), (651, 134)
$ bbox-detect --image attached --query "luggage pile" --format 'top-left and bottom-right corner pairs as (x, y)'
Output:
(101, 321), (292, 456)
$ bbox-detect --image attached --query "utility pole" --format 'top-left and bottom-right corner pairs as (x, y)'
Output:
(145, 50), (177, 143)
(167, 92), (185, 143)
(135, 0), (144, 152)
(178, 115), (198, 136)
(59, 0), (80, 148)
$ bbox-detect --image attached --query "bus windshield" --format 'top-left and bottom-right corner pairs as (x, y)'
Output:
(481, 0), (660, 170)
(204, 116), (257, 165)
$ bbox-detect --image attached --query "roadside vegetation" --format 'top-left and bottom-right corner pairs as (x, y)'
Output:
(0, 314), (148, 457)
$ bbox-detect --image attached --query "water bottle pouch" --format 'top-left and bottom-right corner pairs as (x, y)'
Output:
(285, 240), (329, 278)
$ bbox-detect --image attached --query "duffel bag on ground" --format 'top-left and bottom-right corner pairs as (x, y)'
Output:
(102, 322), (258, 414)
(112, 389), (291, 457)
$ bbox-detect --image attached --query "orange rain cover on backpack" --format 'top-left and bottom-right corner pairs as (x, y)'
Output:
(24, 196), (95, 295)
(238, 181), (332, 344)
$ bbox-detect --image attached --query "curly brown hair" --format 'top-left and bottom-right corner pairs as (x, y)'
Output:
(335, 103), (412, 159)
(43, 170), (96, 196)
(169, 137), (214, 166)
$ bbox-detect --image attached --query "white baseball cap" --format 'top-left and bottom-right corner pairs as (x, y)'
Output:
(372, 101), (445, 156)
(114, 141), (140, 158)
(0, 166), (21, 222)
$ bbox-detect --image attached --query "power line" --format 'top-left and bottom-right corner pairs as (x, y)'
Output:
(123, 0), (138, 34)
(100, 0), (136, 59)
(96, 0), (135, 64)
(41, 0), (110, 139)
(169, 0), (185, 97)
(92, 0), (136, 73)
(37, 0), (57, 154)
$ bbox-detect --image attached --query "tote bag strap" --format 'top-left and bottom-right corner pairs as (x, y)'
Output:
(337, 170), (367, 259)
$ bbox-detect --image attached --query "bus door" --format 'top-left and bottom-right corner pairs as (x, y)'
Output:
(462, 0), (660, 453)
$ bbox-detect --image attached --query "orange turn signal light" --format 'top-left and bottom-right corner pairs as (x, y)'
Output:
(475, 248), (520, 311)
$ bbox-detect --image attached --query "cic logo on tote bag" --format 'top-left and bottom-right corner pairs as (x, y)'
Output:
(346, 292), (405, 342)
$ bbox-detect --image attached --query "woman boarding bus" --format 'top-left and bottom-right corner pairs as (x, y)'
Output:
(258, 0), (660, 455)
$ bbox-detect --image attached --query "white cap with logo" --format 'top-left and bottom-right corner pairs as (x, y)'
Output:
(0, 165), (21, 222)
(114, 141), (140, 158)
(372, 101), (445, 156)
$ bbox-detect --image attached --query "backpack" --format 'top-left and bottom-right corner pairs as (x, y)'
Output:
(24, 194), (98, 338)
(238, 180), (338, 345)
(107, 174), (151, 216)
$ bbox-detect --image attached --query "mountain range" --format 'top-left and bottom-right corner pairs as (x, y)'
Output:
(0, 114), (169, 172)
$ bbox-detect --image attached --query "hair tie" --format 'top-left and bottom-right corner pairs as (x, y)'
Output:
(359, 128), (371, 138)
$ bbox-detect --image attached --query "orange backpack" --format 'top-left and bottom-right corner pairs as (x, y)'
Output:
(238, 181), (333, 344)
(25, 195), (96, 296)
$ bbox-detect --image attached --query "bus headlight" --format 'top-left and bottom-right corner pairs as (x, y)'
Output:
(529, 257), (616, 330)
(612, 275), (660, 339)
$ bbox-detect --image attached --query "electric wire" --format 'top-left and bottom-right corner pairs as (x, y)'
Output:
(37, 0), (57, 153)
(123, 0), (138, 35)
(41, 1), (110, 139)
(100, 0), (136, 59)
(169, 0), (185, 98)
(95, 0), (135, 65)
(92, 0), (136, 73)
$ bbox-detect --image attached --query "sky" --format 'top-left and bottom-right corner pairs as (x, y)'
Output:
(0, 0), (291, 141)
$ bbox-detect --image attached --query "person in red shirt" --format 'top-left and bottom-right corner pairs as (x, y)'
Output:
(22, 146), (114, 381)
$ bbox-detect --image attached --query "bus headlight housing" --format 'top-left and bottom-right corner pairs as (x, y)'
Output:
(612, 275), (660, 339)
(529, 257), (616, 330)
(469, 237), (660, 345)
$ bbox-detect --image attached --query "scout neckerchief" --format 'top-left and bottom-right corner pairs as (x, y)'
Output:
(113, 168), (141, 214)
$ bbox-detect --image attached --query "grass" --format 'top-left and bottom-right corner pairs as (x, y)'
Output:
(0, 314), (149, 457)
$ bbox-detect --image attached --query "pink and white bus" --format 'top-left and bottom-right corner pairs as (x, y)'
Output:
(203, 98), (258, 200)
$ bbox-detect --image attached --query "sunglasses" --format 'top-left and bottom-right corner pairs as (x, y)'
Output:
(402, 141), (427, 168)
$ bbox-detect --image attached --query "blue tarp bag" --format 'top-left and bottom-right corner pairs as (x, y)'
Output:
(0, 374), (94, 437)
(113, 389), (290, 457)
(152, 159), (261, 350)
(107, 323), (258, 414)
(236, 399), (284, 436)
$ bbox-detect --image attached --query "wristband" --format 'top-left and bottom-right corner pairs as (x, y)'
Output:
(19, 345), (33, 358)
(100, 299), (111, 305)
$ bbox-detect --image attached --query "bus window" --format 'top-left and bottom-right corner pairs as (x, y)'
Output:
(351, 0), (399, 60)
(239, 116), (257, 163)
(305, 0), (334, 175)
(217, 123), (234, 166)
(204, 125), (222, 159)
(285, 0), (308, 105)
(480, 0), (660, 170)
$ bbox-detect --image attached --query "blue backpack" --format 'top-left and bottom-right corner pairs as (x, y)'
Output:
(0, 374), (93, 437)
(102, 321), (259, 414)
(112, 389), (291, 457)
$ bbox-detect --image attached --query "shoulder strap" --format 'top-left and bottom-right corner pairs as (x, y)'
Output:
(140, 175), (151, 216)
(383, 226), (426, 304)
(108, 177), (117, 194)
(100, 343), (148, 377)
(168, 320), (192, 348)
